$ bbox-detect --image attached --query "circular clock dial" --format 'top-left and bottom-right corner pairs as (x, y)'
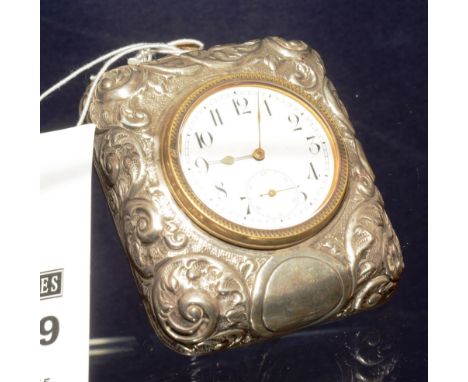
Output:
(177, 83), (336, 230)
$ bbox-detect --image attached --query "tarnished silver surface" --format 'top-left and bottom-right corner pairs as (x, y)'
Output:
(85, 37), (404, 355)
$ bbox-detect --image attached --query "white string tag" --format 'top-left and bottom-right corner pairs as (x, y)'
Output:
(40, 38), (204, 125)
(39, 38), (203, 381)
(40, 124), (96, 382)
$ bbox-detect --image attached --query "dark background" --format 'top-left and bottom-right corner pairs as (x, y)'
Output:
(41, 0), (428, 380)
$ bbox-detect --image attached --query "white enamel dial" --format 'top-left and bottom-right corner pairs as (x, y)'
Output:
(178, 83), (336, 231)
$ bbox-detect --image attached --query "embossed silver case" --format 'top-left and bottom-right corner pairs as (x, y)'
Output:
(86, 37), (404, 355)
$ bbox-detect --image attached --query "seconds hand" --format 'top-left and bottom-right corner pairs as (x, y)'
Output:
(260, 185), (300, 197)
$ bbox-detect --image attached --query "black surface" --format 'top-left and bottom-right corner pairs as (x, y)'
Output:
(41, 1), (428, 380)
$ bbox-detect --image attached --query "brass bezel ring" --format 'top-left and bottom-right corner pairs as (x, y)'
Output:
(160, 72), (349, 250)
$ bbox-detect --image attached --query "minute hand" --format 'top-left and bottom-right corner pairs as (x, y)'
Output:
(253, 91), (265, 161)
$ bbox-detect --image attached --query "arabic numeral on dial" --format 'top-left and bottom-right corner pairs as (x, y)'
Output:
(214, 181), (228, 197)
(40, 315), (60, 345)
(195, 131), (213, 149)
(308, 161), (319, 180)
(263, 99), (272, 116)
(194, 157), (209, 173)
(288, 113), (302, 131)
(306, 136), (321, 154)
(240, 196), (251, 217)
(210, 108), (223, 126)
(232, 96), (251, 115)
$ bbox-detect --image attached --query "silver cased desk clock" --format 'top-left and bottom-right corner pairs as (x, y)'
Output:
(85, 37), (404, 356)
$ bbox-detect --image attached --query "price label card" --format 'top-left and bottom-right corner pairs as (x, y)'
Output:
(40, 125), (96, 382)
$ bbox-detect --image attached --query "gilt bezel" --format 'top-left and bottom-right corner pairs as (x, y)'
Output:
(161, 72), (349, 249)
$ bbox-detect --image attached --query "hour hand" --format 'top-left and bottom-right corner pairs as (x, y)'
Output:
(209, 154), (253, 165)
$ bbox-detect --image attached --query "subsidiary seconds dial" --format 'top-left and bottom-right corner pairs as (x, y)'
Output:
(162, 74), (348, 249)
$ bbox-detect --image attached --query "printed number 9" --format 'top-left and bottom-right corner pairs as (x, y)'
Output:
(40, 315), (59, 345)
